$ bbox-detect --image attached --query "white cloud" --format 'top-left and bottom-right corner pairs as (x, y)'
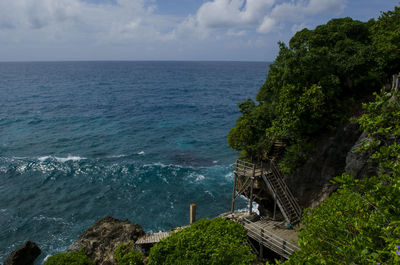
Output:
(196, 0), (275, 28)
(257, 17), (275, 34)
(0, 0), (176, 44)
(191, 0), (346, 34)
(0, 0), (348, 61)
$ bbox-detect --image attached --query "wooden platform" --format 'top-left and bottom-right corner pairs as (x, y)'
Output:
(243, 218), (299, 259)
(222, 212), (299, 259)
(136, 231), (171, 245)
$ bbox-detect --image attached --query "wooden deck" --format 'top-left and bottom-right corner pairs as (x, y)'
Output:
(222, 212), (299, 259)
(243, 218), (299, 259)
(136, 231), (171, 245)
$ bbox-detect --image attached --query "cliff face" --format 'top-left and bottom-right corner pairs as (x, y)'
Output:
(285, 122), (362, 209)
(251, 121), (373, 216)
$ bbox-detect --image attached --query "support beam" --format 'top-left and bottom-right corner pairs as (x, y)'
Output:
(273, 192), (277, 220)
(249, 177), (254, 214)
(190, 204), (196, 224)
(231, 173), (237, 213)
(249, 163), (256, 215)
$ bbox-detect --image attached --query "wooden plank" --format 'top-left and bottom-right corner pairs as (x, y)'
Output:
(136, 231), (171, 245)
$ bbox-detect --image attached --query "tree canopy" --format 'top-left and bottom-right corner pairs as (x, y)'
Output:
(228, 6), (400, 172)
(147, 218), (256, 265)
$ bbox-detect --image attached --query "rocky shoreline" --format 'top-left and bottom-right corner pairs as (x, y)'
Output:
(5, 217), (146, 265)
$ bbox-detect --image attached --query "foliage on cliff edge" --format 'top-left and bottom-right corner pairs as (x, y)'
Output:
(147, 218), (256, 265)
(228, 6), (400, 173)
(281, 89), (400, 264)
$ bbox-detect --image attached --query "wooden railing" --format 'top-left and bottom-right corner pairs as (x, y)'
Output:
(242, 217), (299, 259)
(266, 161), (302, 219)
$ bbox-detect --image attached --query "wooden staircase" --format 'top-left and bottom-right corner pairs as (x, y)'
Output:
(232, 158), (301, 225)
(261, 161), (301, 225)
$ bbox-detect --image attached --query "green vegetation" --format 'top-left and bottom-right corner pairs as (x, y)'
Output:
(227, 5), (400, 264)
(44, 249), (94, 265)
(283, 89), (400, 264)
(147, 218), (256, 265)
(228, 6), (400, 172)
(114, 242), (145, 265)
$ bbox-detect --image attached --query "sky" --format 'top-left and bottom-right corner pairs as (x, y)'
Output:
(0, 0), (398, 62)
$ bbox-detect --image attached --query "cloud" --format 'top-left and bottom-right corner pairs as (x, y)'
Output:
(196, 0), (275, 28)
(0, 0), (176, 44)
(257, 17), (276, 34)
(0, 0), (349, 61)
(191, 0), (346, 34)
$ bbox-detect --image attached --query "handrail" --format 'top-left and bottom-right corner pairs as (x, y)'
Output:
(268, 161), (302, 218)
(234, 158), (302, 223)
(242, 217), (299, 258)
(262, 173), (290, 222)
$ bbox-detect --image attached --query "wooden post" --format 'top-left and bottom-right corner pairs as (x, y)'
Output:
(190, 204), (196, 224)
(260, 228), (264, 257)
(231, 173), (237, 213)
(249, 164), (256, 215)
(273, 192), (277, 220)
(249, 177), (254, 214)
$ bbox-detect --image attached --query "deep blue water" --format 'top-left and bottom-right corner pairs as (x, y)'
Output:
(0, 61), (269, 263)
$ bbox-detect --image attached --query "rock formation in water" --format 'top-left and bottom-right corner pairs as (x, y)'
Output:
(4, 241), (41, 265)
(67, 216), (145, 265)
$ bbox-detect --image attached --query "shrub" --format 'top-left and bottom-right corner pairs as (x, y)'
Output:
(114, 242), (145, 265)
(44, 249), (94, 265)
(148, 218), (256, 265)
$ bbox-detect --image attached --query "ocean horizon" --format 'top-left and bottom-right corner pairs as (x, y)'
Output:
(0, 61), (269, 263)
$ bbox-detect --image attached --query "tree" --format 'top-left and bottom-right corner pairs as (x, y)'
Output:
(147, 218), (256, 265)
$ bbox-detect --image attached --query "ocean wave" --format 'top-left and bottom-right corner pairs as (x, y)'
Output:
(38, 155), (86, 163)
(137, 151), (145, 155)
(106, 154), (127, 158)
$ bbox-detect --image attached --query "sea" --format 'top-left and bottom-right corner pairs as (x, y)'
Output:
(0, 61), (269, 264)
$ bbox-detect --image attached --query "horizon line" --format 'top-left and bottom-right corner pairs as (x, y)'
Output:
(0, 59), (272, 63)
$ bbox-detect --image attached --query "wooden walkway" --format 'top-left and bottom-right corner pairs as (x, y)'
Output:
(243, 218), (299, 259)
(223, 212), (299, 259)
(136, 231), (171, 245)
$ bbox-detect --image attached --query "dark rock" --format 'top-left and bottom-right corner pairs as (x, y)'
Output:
(286, 121), (362, 209)
(4, 241), (41, 265)
(67, 216), (145, 265)
(251, 121), (363, 214)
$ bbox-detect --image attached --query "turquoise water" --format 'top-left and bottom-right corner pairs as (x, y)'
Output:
(0, 61), (269, 263)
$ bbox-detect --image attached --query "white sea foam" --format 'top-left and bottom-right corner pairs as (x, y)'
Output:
(108, 154), (126, 158)
(0, 166), (7, 173)
(224, 172), (234, 180)
(205, 190), (214, 198)
(238, 195), (260, 214)
(138, 151), (145, 155)
(38, 155), (86, 163)
(55, 156), (85, 162)
(195, 174), (205, 182)
(38, 156), (52, 162)
(16, 164), (27, 173)
(44, 255), (51, 262)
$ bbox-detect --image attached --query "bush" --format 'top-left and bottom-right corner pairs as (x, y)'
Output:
(114, 242), (145, 265)
(44, 249), (94, 265)
(148, 218), (256, 265)
(282, 89), (400, 264)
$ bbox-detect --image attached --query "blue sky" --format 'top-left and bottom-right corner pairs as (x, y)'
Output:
(0, 0), (398, 62)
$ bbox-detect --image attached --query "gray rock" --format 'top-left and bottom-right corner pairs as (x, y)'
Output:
(4, 241), (41, 265)
(345, 131), (377, 178)
(67, 216), (145, 265)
